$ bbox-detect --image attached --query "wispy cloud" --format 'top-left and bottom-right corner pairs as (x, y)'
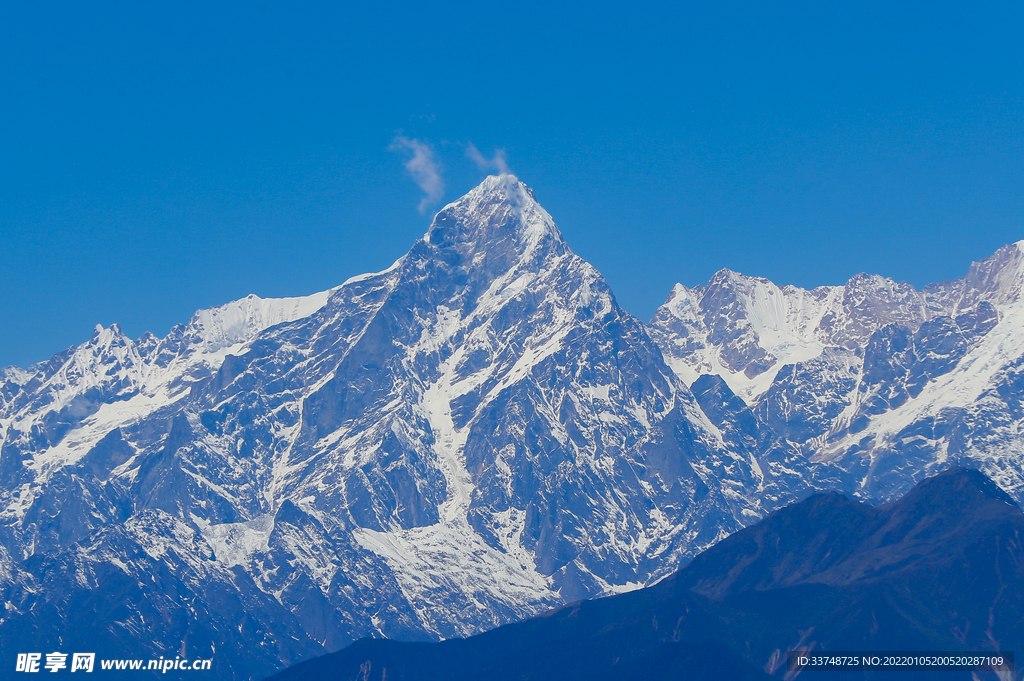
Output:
(389, 136), (444, 213)
(466, 143), (509, 175)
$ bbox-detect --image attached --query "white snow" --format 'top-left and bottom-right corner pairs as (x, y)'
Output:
(353, 520), (555, 637)
(658, 276), (842, 403)
(198, 514), (275, 568)
(416, 307), (476, 524)
(188, 290), (333, 353)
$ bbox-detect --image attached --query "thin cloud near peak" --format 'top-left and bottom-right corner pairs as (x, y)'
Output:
(466, 143), (509, 175)
(389, 135), (444, 214)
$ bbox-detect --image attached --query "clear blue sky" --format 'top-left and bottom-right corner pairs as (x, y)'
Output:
(2, 1), (1022, 368)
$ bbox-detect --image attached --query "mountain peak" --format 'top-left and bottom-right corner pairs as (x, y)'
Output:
(892, 466), (1018, 512)
(959, 240), (1024, 307)
(424, 174), (568, 258)
(470, 173), (537, 204)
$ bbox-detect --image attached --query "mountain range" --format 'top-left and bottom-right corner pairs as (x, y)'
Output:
(1, 175), (1022, 679)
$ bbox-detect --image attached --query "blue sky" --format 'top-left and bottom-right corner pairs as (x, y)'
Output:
(2, 1), (1022, 367)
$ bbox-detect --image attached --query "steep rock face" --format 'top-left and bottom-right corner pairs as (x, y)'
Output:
(0, 176), (765, 679)
(649, 241), (1024, 504)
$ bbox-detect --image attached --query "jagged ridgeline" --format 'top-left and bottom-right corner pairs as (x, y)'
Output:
(1, 175), (1023, 679)
(647, 237), (1024, 501)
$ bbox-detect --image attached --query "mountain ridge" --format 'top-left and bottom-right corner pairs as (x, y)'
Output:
(648, 238), (1024, 506)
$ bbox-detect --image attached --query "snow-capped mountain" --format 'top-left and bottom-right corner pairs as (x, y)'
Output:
(0, 176), (764, 679)
(3, 173), (1022, 679)
(648, 241), (1024, 502)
